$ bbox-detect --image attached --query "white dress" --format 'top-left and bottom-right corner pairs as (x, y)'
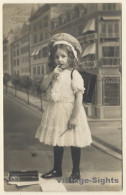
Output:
(35, 69), (92, 148)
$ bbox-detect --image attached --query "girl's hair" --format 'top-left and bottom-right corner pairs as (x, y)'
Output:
(48, 44), (79, 72)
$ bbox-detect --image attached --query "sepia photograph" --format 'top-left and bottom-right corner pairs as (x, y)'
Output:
(2, 0), (124, 193)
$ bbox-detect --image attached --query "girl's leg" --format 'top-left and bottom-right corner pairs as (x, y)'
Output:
(41, 145), (64, 179)
(54, 145), (64, 174)
(70, 146), (81, 180)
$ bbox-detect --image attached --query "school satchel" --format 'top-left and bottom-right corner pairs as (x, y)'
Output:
(8, 170), (39, 182)
(71, 69), (97, 103)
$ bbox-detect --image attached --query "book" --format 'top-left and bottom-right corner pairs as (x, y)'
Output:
(8, 170), (39, 182)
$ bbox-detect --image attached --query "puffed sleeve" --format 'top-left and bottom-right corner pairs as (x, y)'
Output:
(71, 70), (85, 94)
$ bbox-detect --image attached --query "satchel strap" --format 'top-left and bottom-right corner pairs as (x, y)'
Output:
(71, 68), (76, 80)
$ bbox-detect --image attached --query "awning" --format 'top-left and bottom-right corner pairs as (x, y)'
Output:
(35, 46), (41, 55)
(82, 18), (95, 34)
(101, 16), (120, 20)
(81, 43), (96, 57)
(31, 49), (37, 56)
(31, 46), (42, 56)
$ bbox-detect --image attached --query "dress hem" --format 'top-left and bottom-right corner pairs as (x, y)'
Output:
(35, 137), (92, 148)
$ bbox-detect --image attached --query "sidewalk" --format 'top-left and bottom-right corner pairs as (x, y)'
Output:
(6, 87), (122, 159)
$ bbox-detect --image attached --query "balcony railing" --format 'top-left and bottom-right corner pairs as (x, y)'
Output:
(80, 60), (97, 69)
(78, 33), (97, 42)
(100, 33), (120, 39)
(100, 57), (120, 66)
(83, 33), (98, 41)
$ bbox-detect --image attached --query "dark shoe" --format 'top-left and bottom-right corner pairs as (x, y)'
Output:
(41, 169), (62, 179)
(69, 171), (80, 183)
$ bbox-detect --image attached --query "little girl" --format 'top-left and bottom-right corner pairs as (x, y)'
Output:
(35, 33), (92, 181)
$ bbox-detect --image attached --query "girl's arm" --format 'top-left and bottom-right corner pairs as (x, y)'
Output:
(40, 66), (62, 91)
(40, 72), (53, 91)
(68, 92), (83, 129)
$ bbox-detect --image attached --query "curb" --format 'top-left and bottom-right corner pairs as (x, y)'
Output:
(5, 92), (122, 160)
(6, 92), (43, 116)
(92, 141), (122, 160)
(92, 135), (122, 154)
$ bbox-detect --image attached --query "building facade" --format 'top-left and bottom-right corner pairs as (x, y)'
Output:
(80, 3), (121, 119)
(3, 38), (10, 75)
(20, 25), (30, 76)
(3, 3), (121, 119)
(28, 4), (80, 79)
(3, 33), (14, 76)
(29, 4), (51, 79)
(11, 24), (30, 76)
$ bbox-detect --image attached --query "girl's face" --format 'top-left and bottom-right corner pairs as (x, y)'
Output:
(54, 48), (69, 69)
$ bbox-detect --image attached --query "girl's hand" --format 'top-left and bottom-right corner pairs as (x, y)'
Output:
(52, 65), (62, 79)
(68, 118), (77, 130)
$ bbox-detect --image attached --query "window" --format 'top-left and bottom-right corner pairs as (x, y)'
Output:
(34, 55), (37, 60)
(14, 50), (16, 57)
(21, 48), (23, 54)
(27, 67), (29, 72)
(101, 21), (119, 37)
(17, 49), (19, 56)
(103, 3), (116, 10)
(44, 28), (49, 39)
(38, 20), (42, 29)
(42, 46), (48, 58)
(33, 67), (36, 75)
(38, 50), (41, 59)
(102, 46), (120, 57)
(115, 47), (119, 57)
(37, 66), (40, 75)
(27, 45), (29, 52)
(14, 59), (16, 66)
(22, 56), (29, 63)
(108, 23), (113, 34)
(17, 59), (20, 66)
(101, 23), (106, 33)
(103, 77), (120, 106)
(39, 33), (43, 41)
(43, 16), (49, 27)
(51, 22), (55, 30)
(33, 34), (38, 44)
(33, 23), (37, 31)
(21, 57), (23, 63)
(21, 45), (29, 54)
(42, 65), (44, 74)
(115, 23), (119, 34)
(21, 35), (29, 43)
